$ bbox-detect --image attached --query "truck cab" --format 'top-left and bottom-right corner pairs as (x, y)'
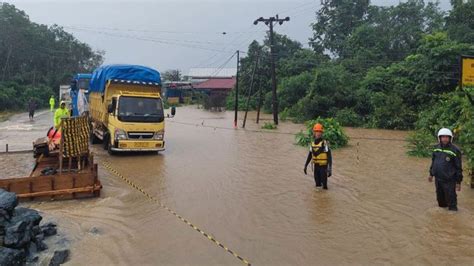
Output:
(88, 65), (173, 154)
(105, 90), (166, 152)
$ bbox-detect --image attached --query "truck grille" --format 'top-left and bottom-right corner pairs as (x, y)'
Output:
(127, 132), (154, 139)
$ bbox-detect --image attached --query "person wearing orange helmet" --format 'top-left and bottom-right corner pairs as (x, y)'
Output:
(304, 123), (333, 189)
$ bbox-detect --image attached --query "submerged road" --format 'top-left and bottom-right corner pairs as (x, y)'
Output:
(1, 106), (473, 265)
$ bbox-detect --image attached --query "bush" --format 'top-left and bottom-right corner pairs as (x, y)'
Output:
(414, 92), (463, 134)
(334, 108), (363, 127)
(295, 117), (349, 149)
(456, 91), (474, 169)
(367, 92), (416, 129)
(0, 82), (53, 111)
(406, 129), (436, 157)
(261, 122), (277, 130)
(280, 108), (290, 121)
(408, 88), (474, 171)
(203, 93), (227, 111)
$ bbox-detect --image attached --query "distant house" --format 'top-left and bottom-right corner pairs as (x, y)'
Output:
(186, 68), (237, 82)
(193, 77), (236, 96)
(163, 81), (192, 104)
(187, 68), (236, 96)
(164, 68), (237, 105)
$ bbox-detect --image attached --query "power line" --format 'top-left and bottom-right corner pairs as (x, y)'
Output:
(194, 25), (261, 68)
(167, 120), (410, 142)
(64, 26), (229, 46)
(210, 52), (237, 77)
(60, 24), (263, 35)
(65, 27), (235, 53)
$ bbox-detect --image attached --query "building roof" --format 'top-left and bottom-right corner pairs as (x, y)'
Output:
(163, 81), (193, 90)
(193, 77), (236, 90)
(187, 68), (237, 78)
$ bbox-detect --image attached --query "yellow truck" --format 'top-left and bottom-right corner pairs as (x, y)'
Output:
(88, 65), (175, 154)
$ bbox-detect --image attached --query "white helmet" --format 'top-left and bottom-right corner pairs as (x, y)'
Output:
(437, 128), (453, 141)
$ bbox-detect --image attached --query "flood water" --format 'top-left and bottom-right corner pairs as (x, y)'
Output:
(1, 106), (473, 265)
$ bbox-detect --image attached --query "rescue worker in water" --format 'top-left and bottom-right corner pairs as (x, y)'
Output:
(429, 128), (463, 211)
(304, 123), (333, 189)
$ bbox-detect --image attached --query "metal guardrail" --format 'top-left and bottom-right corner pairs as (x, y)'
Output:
(0, 144), (32, 154)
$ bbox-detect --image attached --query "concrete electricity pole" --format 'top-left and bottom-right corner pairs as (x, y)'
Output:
(254, 15), (290, 125)
(234, 50), (240, 128)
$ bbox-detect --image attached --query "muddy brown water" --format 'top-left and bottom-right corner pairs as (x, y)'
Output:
(1, 106), (473, 265)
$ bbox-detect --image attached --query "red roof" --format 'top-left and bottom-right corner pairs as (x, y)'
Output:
(193, 77), (236, 90)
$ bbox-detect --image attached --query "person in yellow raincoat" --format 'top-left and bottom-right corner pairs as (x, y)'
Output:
(49, 96), (55, 112)
(54, 101), (70, 129)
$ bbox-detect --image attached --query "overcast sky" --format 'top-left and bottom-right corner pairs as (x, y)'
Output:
(6, 0), (451, 73)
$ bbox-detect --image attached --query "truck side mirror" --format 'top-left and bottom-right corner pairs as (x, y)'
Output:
(107, 104), (114, 114)
(171, 106), (176, 116)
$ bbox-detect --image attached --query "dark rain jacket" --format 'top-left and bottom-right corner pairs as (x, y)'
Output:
(28, 101), (37, 112)
(429, 143), (463, 183)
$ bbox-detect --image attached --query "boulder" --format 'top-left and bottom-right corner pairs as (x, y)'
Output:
(33, 233), (48, 251)
(0, 189), (18, 213)
(49, 249), (69, 266)
(41, 222), (58, 237)
(26, 242), (39, 263)
(36, 240), (48, 252)
(0, 247), (25, 266)
(10, 208), (42, 226)
(4, 220), (32, 248)
(4, 208), (42, 249)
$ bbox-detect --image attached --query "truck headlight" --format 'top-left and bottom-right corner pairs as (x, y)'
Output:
(115, 128), (127, 140)
(153, 131), (164, 140)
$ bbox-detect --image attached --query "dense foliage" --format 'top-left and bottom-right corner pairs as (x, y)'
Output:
(261, 122), (277, 130)
(231, 0), (474, 158)
(0, 3), (103, 111)
(295, 118), (349, 149)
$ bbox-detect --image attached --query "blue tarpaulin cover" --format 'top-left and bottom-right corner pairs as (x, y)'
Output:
(89, 64), (161, 93)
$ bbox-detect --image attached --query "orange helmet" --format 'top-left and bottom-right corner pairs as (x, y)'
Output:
(313, 123), (323, 132)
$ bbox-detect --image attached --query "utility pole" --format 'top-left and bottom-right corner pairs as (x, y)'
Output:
(254, 15), (290, 125)
(2, 46), (13, 82)
(242, 51), (260, 128)
(256, 76), (262, 124)
(234, 50), (240, 128)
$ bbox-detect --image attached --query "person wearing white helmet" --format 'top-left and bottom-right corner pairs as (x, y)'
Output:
(428, 128), (463, 211)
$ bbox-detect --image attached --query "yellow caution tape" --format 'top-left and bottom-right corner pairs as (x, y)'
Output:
(102, 161), (251, 266)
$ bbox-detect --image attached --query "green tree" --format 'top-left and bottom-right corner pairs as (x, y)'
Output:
(342, 1), (444, 73)
(0, 3), (103, 112)
(0, 3), (104, 100)
(446, 0), (474, 43)
(162, 69), (182, 81)
(310, 0), (370, 56)
(231, 34), (306, 111)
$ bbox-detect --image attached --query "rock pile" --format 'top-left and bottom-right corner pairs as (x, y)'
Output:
(0, 189), (69, 265)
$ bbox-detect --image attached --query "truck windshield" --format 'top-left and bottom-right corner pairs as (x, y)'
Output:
(77, 79), (90, 90)
(117, 96), (164, 123)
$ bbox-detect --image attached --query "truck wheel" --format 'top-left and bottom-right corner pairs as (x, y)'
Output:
(107, 142), (115, 155)
(103, 133), (110, 150)
(103, 133), (115, 155)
